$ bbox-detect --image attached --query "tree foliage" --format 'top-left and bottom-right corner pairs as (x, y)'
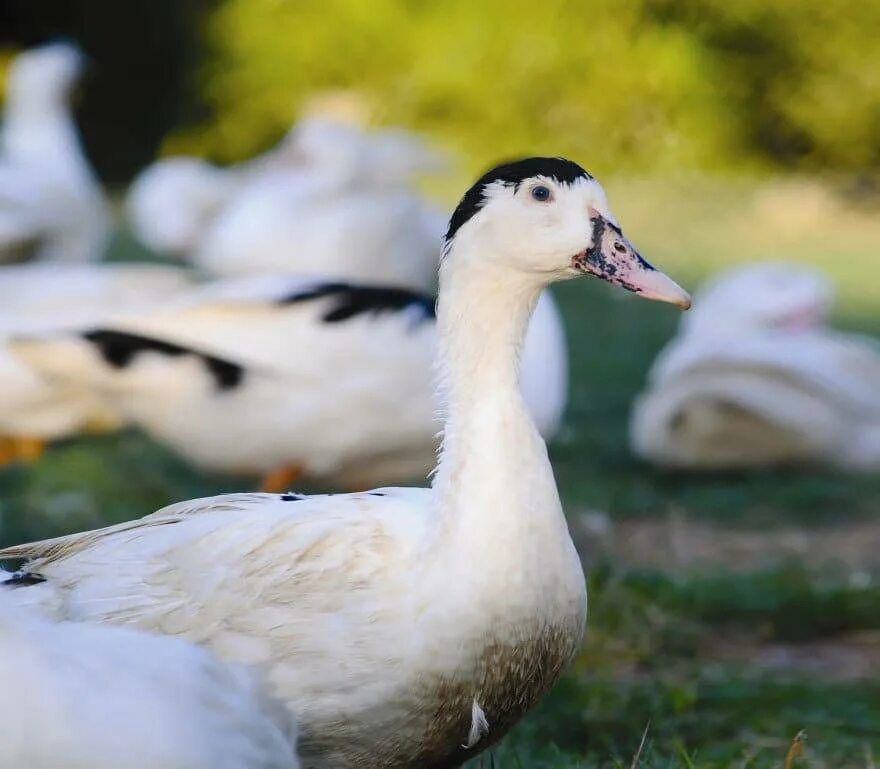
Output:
(168, 0), (879, 175)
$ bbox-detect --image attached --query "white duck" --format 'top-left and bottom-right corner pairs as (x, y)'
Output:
(0, 42), (110, 263)
(189, 117), (446, 287)
(0, 157), (690, 768)
(630, 262), (880, 470)
(0, 592), (298, 769)
(125, 157), (241, 257)
(0, 262), (193, 462)
(10, 273), (566, 489)
(127, 116), (568, 450)
(127, 117), (445, 287)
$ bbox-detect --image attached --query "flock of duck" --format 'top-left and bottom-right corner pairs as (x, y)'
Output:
(0, 43), (567, 490)
(0, 40), (878, 769)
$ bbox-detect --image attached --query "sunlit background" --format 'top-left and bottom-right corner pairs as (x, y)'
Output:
(1, 1), (879, 766)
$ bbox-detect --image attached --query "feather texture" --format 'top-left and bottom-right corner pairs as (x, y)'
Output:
(0, 593), (298, 769)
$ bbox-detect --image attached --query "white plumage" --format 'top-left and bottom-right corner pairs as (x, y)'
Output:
(0, 592), (298, 769)
(127, 117), (446, 288)
(0, 263), (193, 448)
(0, 158), (690, 768)
(630, 262), (880, 470)
(0, 43), (110, 264)
(190, 118), (446, 286)
(10, 274), (565, 487)
(125, 157), (241, 256)
(124, 118), (567, 470)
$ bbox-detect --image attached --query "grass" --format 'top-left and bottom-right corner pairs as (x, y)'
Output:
(1, 175), (879, 766)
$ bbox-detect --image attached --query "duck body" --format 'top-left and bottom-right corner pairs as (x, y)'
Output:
(0, 43), (110, 264)
(631, 263), (880, 470)
(0, 593), (298, 769)
(5, 487), (584, 768)
(632, 328), (880, 470)
(1, 158), (691, 766)
(0, 263), (192, 445)
(12, 275), (565, 485)
(11, 277), (436, 482)
(128, 117), (446, 289)
(191, 173), (443, 288)
(189, 119), (445, 287)
(125, 157), (242, 256)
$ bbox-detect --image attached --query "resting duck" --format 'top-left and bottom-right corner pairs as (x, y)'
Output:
(0, 594), (298, 769)
(0, 262), (192, 463)
(0, 42), (110, 263)
(10, 273), (566, 489)
(0, 157), (690, 768)
(189, 117), (446, 287)
(127, 116), (446, 290)
(125, 157), (241, 257)
(630, 262), (880, 470)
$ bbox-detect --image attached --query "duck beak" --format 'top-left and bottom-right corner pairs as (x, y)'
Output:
(572, 215), (691, 310)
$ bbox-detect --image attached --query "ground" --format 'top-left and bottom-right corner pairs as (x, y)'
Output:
(1, 176), (878, 767)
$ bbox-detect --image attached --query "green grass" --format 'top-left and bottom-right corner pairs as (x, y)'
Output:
(2, 176), (880, 767)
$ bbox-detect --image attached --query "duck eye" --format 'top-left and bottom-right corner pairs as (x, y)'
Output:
(530, 185), (552, 202)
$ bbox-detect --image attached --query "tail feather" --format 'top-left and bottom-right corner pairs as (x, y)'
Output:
(8, 333), (110, 387)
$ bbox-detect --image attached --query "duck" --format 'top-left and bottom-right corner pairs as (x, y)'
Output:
(630, 262), (880, 470)
(0, 592), (299, 769)
(125, 157), (242, 257)
(128, 116), (446, 285)
(9, 272), (567, 489)
(0, 157), (690, 769)
(0, 42), (110, 264)
(188, 117), (447, 287)
(0, 262), (193, 463)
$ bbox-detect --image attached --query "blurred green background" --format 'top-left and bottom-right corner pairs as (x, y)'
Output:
(3, 0), (880, 179)
(2, 1), (880, 767)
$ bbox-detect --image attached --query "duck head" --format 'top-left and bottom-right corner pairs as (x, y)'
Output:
(6, 42), (85, 109)
(443, 157), (691, 309)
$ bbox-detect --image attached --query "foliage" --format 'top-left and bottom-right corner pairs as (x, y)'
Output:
(644, 0), (880, 170)
(168, 0), (880, 175)
(164, 0), (741, 172)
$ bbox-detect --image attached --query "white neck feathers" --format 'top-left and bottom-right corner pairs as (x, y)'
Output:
(430, 238), (570, 563)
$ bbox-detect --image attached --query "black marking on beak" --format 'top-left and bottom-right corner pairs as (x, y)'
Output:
(572, 216), (691, 308)
(575, 217), (653, 282)
(583, 218), (653, 275)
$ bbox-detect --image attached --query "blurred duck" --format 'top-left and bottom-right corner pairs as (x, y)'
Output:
(0, 42), (110, 264)
(0, 593), (298, 769)
(0, 263), (193, 463)
(127, 116), (447, 288)
(125, 157), (240, 257)
(631, 262), (880, 470)
(127, 119), (568, 475)
(10, 271), (566, 490)
(190, 117), (447, 286)
(0, 158), (690, 768)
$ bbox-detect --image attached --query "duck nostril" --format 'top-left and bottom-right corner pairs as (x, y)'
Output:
(613, 241), (626, 253)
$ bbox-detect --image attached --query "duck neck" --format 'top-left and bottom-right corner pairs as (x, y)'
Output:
(431, 253), (570, 559)
(3, 93), (86, 179)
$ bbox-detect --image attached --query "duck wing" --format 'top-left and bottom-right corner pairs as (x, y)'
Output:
(0, 488), (431, 636)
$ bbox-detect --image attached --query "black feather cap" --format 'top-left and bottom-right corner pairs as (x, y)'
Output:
(444, 157), (593, 243)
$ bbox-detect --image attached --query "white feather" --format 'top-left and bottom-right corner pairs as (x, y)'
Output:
(0, 263), (193, 440)
(0, 43), (110, 263)
(0, 592), (299, 769)
(631, 262), (880, 470)
(9, 274), (566, 485)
